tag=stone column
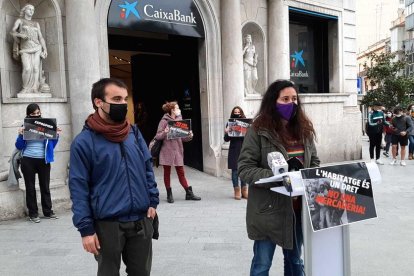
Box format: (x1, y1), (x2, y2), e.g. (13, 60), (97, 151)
(66, 1), (101, 136)
(268, 0), (290, 82)
(220, 0), (244, 118)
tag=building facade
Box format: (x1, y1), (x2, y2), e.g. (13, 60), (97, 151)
(0, 0), (360, 219)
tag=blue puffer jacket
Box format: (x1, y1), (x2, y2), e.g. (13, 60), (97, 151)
(69, 125), (159, 237)
(15, 134), (58, 163)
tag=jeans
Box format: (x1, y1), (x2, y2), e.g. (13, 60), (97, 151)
(409, 135), (414, 155)
(231, 169), (246, 188)
(368, 132), (382, 159)
(384, 133), (392, 153)
(250, 213), (303, 276)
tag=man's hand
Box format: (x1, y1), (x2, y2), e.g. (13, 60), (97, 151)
(401, 131), (407, 136)
(147, 207), (156, 219)
(82, 234), (100, 255)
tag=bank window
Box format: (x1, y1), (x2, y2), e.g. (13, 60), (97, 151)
(289, 8), (337, 93)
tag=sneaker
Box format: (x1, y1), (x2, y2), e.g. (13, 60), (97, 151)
(400, 161), (407, 166)
(29, 216), (40, 223)
(390, 159), (397, 165)
(44, 213), (59, 219)
(383, 152), (389, 157)
(375, 159), (384, 165)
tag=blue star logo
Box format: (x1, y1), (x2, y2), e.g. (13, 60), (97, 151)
(291, 50), (305, 68)
(119, 1), (140, 19)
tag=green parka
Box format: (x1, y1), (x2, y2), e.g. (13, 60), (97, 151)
(238, 127), (320, 249)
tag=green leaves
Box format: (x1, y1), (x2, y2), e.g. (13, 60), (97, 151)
(361, 52), (414, 109)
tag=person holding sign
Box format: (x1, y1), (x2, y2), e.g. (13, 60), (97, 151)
(238, 80), (320, 276)
(224, 106), (248, 200)
(155, 101), (201, 203)
(15, 103), (60, 223)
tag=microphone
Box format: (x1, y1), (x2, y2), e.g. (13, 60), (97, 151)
(267, 152), (288, 175)
(267, 152), (292, 192)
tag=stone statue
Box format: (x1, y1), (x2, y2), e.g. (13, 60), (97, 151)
(10, 4), (51, 96)
(243, 34), (258, 95)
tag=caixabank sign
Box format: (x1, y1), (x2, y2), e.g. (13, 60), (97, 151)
(108, 0), (205, 38)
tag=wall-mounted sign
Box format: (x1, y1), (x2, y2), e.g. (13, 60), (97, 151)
(357, 77), (363, 94)
(290, 49), (309, 79)
(108, 0), (205, 38)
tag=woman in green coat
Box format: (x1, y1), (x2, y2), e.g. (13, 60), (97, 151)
(238, 80), (320, 276)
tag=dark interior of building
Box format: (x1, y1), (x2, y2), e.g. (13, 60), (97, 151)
(108, 30), (203, 171)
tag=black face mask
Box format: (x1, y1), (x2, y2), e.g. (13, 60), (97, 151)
(231, 114), (241, 118)
(102, 101), (128, 122)
(28, 115), (41, 118)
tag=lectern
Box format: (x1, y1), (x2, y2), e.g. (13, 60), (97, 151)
(257, 162), (381, 276)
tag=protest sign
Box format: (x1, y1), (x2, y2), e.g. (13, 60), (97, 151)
(167, 119), (192, 140)
(23, 118), (57, 140)
(301, 162), (377, 232)
(227, 118), (252, 137)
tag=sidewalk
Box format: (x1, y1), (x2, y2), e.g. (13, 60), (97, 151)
(0, 138), (413, 276)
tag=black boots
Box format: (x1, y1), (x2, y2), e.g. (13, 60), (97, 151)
(185, 186), (201, 201)
(167, 186), (201, 202)
(166, 188), (174, 203)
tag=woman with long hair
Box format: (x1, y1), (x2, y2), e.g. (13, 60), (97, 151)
(224, 106), (248, 199)
(238, 80), (320, 275)
(15, 103), (60, 223)
(155, 101), (201, 203)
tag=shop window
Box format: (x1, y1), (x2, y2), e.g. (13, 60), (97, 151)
(289, 9), (337, 93)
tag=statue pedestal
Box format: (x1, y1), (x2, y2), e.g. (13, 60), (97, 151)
(17, 93), (52, 98)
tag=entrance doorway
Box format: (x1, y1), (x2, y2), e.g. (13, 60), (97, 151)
(108, 33), (203, 171)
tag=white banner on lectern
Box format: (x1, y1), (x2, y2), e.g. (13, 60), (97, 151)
(301, 162), (377, 232)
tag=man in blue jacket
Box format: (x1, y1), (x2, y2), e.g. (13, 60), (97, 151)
(69, 78), (159, 276)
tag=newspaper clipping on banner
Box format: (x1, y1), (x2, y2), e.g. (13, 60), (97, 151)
(23, 118), (57, 140)
(301, 162), (377, 232)
(227, 118), (252, 137)
(167, 119), (192, 140)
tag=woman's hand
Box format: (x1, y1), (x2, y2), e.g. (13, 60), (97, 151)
(164, 126), (169, 133)
(18, 127), (24, 135)
(57, 127), (62, 135)
(225, 127), (229, 133)
(41, 50), (48, 59)
(189, 131), (194, 138)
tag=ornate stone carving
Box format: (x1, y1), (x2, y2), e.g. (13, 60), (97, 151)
(243, 34), (259, 95)
(10, 4), (51, 97)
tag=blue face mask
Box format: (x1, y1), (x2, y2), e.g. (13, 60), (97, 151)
(276, 102), (297, 121)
